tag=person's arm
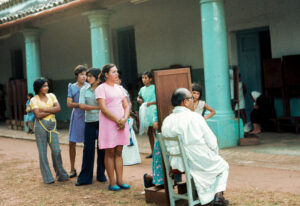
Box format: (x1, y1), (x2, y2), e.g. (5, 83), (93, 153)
(40, 102), (61, 114)
(97, 98), (119, 123)
(32, 108), (51, 119)
(137, 96), (144, 104)
(203, 103), (216, 120)
(67, 97), (79, 108)
(79, 104), (99, 111)
(146, 101), (156, 107)
(118, 97), (130, 129)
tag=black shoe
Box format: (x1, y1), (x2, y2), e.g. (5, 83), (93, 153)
(70, 170), (77, 178)
(46, 181), (55, 184)
(97, 176), (107, 182)
(75, 182), (89, 186)
(145, 154), (153, 159)
(143, 173), (154, 188)
(214, 196), (229, 206)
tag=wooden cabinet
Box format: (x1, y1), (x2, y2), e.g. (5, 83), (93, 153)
(153, 67), (192, 130)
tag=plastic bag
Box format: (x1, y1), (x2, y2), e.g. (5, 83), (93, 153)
(139, 102), (149, 135)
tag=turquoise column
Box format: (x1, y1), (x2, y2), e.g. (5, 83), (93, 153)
(22, 28), (42, 94)
(200, 0), (242, 148)
(83, 10), (111, 69)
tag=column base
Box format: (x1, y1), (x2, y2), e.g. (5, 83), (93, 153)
(206, 117), (244, 148)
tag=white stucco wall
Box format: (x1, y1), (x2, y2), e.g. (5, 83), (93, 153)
(110, 0), (203, 73)
(0, 0), (300, 83)
(226, 0), (300, 64)
(39, 15), (92, 80)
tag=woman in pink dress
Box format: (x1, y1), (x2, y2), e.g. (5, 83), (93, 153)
(95, 64), (130, 191)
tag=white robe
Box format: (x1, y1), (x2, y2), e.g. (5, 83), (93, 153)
(161, 106), (229, 205)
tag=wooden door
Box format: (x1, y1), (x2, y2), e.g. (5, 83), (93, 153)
(116, 27), (138, 91)
(153, 68), (192, 130)
(237, 30), (262, 121)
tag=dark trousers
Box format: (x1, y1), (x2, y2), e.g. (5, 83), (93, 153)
(77, 121), (105, 184)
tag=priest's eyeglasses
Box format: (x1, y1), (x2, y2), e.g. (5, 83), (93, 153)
(185, 96), (194, 100)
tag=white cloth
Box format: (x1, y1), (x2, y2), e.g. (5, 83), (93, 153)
(161, 106), (229, 205)
(138, 102), (148, 135)
(251, 91), (261, 102)
(122, 117), (141, 166)
(194, 100), (205, 115)
(235, 82), (246, 110)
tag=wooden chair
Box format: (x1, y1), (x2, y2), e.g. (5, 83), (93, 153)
(157, 133), (200, 206)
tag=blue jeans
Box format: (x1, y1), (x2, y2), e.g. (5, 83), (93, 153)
(77, 121), (105, 184)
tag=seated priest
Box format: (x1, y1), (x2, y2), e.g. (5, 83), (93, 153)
(161, 88), (229, 206)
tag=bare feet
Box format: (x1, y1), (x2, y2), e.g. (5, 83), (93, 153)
(250, 129), (261, 134)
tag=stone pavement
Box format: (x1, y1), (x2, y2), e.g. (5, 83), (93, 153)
(0, 123), (299, 171)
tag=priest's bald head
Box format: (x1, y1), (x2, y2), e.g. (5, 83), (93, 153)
(171, 88), (194, 110)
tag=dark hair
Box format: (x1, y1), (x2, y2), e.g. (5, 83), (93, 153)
(28, 93), (34, 99)
(142, 71), (152, 79)
(118, 70), (123, 81)
(171, 88), (188, 107)
(33, 77), (48, 95)
(74, 65), (88, 80)
(192, 83), (202, 99)
(99, 64), (116, 84)
(87, 68), (101, 80)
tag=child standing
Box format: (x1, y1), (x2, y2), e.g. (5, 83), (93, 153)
(234, 74), (247, 125)
(25, 93), (35, 134)
(137, 71), (157, 158)
(192, 83), (216, 120)
(67, 65), (88, 178)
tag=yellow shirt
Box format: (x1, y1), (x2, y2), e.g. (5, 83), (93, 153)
(29, 93), (58, 121)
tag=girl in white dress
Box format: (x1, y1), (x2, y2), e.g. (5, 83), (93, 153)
(192, 83), (216, 120)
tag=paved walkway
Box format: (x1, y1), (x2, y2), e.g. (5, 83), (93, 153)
(1, 123), (300, 171)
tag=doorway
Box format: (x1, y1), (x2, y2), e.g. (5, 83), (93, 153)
(236, 27), (272, 121)
(115, 26), (138, 92)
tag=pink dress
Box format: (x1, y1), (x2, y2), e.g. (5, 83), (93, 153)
(95, 83), (130, 149)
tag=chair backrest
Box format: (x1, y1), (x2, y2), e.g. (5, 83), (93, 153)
(157, 133), (193, 188)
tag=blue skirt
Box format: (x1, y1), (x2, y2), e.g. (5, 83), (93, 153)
(69, 108), (85, 143)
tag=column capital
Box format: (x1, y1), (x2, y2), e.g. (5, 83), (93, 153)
(22, 28), (41, 43)
(82, 10), (111, 28)
(200, 0), (223, 5)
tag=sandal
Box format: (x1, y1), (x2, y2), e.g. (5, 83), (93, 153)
(69, 170), (77, 178)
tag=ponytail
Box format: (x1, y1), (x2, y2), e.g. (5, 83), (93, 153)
(98, 64), (116, 85)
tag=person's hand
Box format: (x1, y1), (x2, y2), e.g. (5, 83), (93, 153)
(153, 121), (159, 130)
(39, 108), (45, 112)
(137, 97), (144, 104)
(146, 102), (151, 107)
(117, 118), (127, 130)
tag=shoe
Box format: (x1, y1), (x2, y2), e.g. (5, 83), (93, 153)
(143, 173), (154, 188)
(108, 185), (121, 191)
(46, 181), (54, 184)
(69, 170), (77, 178)
(214, 196), (229, 206)
(57, 178), (69, 182)
(97, 176), (107, 182)
(145, 154), (153, 159)
(75, 182), (90, 186)
(118, 183), (130, 189)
